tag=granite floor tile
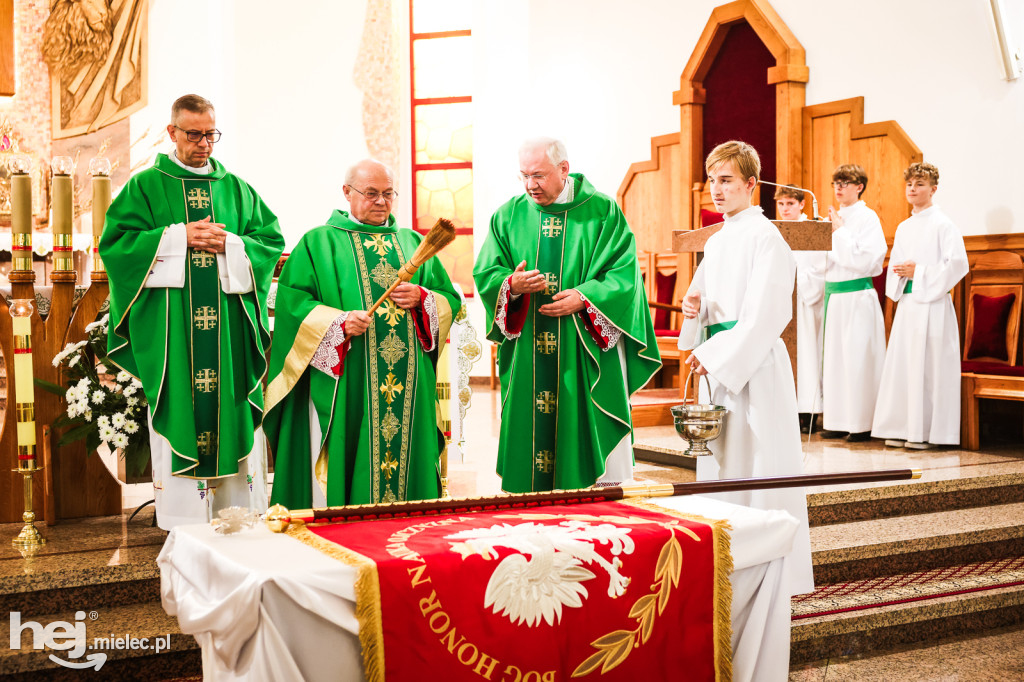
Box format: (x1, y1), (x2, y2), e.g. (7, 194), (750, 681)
(805, 623), (1024, 681)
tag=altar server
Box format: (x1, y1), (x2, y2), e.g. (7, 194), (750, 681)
(820, 164), (888, 441)
(266, 159), (461, 508)
(679, 140), (814, 597)
(872, 163), (968, 448)
(102, 94), (284, 529)
(776, 184), (825, 433)
(474, 137), (661, 493)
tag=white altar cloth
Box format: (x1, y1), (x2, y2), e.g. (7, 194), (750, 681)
(159, 495), (798, 682)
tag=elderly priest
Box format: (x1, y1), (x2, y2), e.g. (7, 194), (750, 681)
(266, 159), (461, 508)
(474, 137), (661, 493)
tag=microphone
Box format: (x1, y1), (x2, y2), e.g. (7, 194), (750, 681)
(758, 180), (822, 221)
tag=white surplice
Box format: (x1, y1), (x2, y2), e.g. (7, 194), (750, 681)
(822, 200), (887, 433)
(793, 213), (827, 413)
(871, 205), (968, 444)
(678, 205), (814, 598)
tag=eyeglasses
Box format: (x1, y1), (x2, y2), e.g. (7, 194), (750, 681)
(348, 186), (397, 202)
(831, 181), (859, 189)
(175, 126), (221, 143)
(519, 172), (548, 183)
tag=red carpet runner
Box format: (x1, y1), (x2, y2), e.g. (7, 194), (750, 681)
(289, 500), (733, 681)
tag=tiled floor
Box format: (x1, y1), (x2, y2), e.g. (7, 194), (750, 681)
(790, 623), (1024, 681)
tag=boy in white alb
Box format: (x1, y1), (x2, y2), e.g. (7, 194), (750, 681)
(776, 185), (825, 433)
(678, 141), (814, 602)
(872, 163), (968, 448)
(820, 164), (888, 442)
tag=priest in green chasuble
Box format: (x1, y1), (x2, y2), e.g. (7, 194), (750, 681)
(101, 95), (284, 530)
(474, 138), (661, 493)
(265, 159), (461, 508)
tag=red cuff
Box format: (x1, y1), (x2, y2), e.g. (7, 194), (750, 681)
(504, 292), (529, 335)
(578, 306), (612, 349)
(334, 322), (352, 376)
(411, 286), (433, 349)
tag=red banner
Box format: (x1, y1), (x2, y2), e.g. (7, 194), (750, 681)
(292, 500), (732, 682)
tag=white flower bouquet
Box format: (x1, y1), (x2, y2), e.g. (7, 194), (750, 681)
(38, 313), (151, 478)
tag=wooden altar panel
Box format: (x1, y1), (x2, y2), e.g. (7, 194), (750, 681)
(617, 133), (683, 254)
(0, 0), (13, 96)
(802, 97), (922, 244)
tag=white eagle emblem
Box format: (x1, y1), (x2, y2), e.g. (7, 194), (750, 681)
(446, 520), (636, 627)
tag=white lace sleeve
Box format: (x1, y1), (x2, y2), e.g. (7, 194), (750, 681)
(579, 293), (622, 350)
(310, 312), (349, 376)
(419, 290), (440, 352)
(496, 276), (522, 340)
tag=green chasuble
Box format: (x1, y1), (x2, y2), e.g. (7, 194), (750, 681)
(101, 153), (284, 479)
(473, 174), (661, 492)
(265, 210), (461, 508)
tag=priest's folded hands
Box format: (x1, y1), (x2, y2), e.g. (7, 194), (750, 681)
(185, 215), (228, 253)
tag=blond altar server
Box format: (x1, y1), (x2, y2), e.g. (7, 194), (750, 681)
(820, 164), (888, 441)
(679, 141), (814, 598)
(872, 163), (968, 448)
(775, 185), (825, 431)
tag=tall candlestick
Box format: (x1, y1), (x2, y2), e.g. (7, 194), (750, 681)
(10, 299), (36, 470)
(89, 157), (112, 273)
(10, 297), (45, 548)
(50, 156), (75, 271)
(8, 154), (33, 272)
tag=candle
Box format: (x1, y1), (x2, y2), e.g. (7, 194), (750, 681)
(10, 299), (37, 470)
(8, 154), (33, 271)
(89, 157), (112, 273)
(50, 156), (75, 271)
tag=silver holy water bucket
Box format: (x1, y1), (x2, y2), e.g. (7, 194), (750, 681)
(670, 368), (727, 457)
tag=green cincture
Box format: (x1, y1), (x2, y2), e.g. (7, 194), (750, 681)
(823, 276), (876, 329)
(903, 280), (913, 294)
(182, 178), (221, 478)
(703, 320), (737, 342)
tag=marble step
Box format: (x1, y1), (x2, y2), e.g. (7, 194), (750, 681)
(790, 579), (1024, 665)
(810, 501), (1024, 584)
(807, 472), (1024, 526)
(0, 543), (163, 617)
(0, 601), (200, 680)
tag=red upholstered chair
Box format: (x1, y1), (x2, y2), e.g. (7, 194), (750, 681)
(960, 251), (1024, 450)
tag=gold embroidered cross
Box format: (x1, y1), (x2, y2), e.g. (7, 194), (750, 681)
(186, 188), (211, 209)
(541, 216), (563, 238)
(543, 273), (559, 295)
(376, 299), (405, 327)
(380, 450), (398, 480)
(380, 372), (404, 405)
(191, 251), (215, 268)
(194, 305), (217, 331)
(534, 450), (555, 473)
(195, 369), (218, 393)
(197, 431), (214, 457)
(536, 390), (556, 414)
(536, 332), (557, 355)
(363, 234), (392, 256)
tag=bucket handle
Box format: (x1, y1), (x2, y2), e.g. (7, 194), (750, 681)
(682, 366), (713, 404)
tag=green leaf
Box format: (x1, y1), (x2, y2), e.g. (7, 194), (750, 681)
(35, 379), (68, 396)
(57, 422), (95, 446)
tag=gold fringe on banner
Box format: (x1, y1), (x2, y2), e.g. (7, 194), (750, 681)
(286, 523), (386, 682)
(622, 500), (734, 682)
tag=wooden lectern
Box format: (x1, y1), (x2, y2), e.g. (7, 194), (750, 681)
(672, 219), (834, 387)
(629, 219), (832, 428)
